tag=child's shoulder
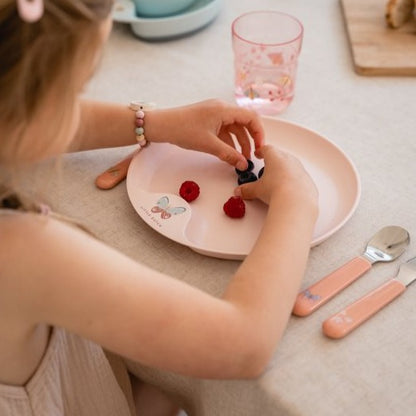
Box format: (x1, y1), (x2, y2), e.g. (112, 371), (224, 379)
(0, 209), (38, 242)
(0, 210), (88, 270)
(0, 210), (50, 263)
(0, 210), (97, 319)
(0, 209), (51, 239)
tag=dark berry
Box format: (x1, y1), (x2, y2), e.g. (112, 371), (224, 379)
(235, 159), (254, 175)
(223, 196), (246, 218)
(179, 181), (200, 202)
(237, 171), (257, 185)
(258, 166), (264, 178)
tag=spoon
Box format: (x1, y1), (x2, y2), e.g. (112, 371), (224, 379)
(292, 226), (410, 317)
(95, 152), (136, 190)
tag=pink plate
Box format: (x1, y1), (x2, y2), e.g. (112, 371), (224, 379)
(126, 117), (360, 260)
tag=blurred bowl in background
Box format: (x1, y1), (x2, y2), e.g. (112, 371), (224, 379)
(113, 0), (223, 41)
(133, 0), (196, 17)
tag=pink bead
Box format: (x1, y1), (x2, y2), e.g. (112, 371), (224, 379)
(135, 118), (144, 127)
(136, 110), (145, 119)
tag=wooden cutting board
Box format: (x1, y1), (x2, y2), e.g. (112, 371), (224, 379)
(340, 0), (416, 75)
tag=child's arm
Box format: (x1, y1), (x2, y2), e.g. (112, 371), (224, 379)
(71, 99), (264, 171)
(1, 147), (317, 379)
(71, 100), (134, 150)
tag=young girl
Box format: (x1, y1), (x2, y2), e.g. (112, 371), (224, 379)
(0, 1), (318, 415)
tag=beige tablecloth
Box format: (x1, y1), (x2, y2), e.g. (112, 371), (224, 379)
(34, 0), (416, 414)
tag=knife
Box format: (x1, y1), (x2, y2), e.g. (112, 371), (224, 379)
(322, 257), (416, 339)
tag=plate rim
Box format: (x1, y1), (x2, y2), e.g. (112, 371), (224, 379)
(260, 116), (361, 246)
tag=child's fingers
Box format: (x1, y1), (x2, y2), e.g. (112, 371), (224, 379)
(225, 124), (252, 160)
(256, 144), (273, 159)
(223, 107), (265, 151)
(205, 133), (248, 171)
(217, 130), (235, 149)
(234, 181), (258, 200)
(234, 145), (277, 200)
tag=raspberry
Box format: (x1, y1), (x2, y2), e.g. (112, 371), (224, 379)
(235, 159), (254, 175)
(237, 171), (257, 185)
(179, 181), (200, 202)
(223, 196), (246, 218)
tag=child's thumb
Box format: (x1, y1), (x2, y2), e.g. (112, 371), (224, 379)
(234, 182), (258, 200)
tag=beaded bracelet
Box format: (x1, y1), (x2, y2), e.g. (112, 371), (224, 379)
(129, 101), (156, 148)
(95, 101), (156, 190)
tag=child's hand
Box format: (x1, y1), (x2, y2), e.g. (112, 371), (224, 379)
(146, 100), (264, 172)
(235, 145), (319, 209)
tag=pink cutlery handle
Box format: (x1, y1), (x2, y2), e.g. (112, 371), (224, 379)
(322, 279), (406, 339)
(95, 156), (133, 190)
(292, 256), (372, 317)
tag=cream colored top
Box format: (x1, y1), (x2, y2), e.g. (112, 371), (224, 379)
(0, 327), (134, 416)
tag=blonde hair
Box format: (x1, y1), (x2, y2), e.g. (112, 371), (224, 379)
(0, 0), (113, 210)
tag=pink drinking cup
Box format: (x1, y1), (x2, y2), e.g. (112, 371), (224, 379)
(232, 11), (304, 115)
